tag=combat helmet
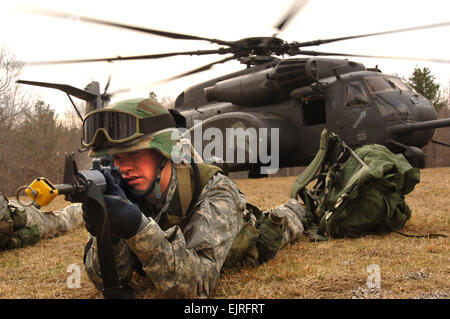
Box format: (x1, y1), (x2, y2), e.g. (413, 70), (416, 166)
(83, 97), (183, 159)
(82, 97), (184, 198)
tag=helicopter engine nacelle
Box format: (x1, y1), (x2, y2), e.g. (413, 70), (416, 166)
(204, 60), (318, 106)
(204, 58), (366, 106)
(204, 69), (282, 106)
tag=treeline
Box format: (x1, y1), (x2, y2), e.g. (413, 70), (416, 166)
(0, 100), (90, 196)
(422, 107), (450, 168)
(0, 48), (90, 196)
(409, 67), (450, 168)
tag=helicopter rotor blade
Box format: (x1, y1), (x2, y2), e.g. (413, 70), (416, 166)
(273, 0), (310, 33)
(23, 7), (233, 46)
(294, 50), (450, 64)
(153, 56), (236, 84)
(106, 56), (235, 97)
(123, 56), (236, 90)
(104, 74), (112, 94)
(100, 74), (113, 105)
(109, 56), (235, 96)
(293, 21), (450, 47)
(24, 49), (233, 66)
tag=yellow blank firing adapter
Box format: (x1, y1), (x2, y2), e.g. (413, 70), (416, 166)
(16, 178), (59, 209)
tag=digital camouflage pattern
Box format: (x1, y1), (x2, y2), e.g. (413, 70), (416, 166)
(84, 169), (306, 298)
(83, 97), (306, 298)
(18, 201), (84, 239)
(0, 192), (84, 250)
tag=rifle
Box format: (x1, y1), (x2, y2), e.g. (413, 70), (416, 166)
(16, 153), (109, 208)
(16, 153), (134, 299)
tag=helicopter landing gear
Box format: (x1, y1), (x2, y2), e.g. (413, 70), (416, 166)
(387, 139), (426, 169)
(401, 146), (426, 169)
(405, 154), (426, 169)
(248, 165), (268, 179)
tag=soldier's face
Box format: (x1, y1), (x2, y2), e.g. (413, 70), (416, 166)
(113, 149), (161, 191)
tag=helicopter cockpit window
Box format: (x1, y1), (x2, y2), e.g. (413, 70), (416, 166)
(387, 77), (415, 92)
(344, 81), (369, 107)
(364, 76), (411, 94)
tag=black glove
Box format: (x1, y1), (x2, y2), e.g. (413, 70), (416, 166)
(103, 194), (143, 240)
(102, 169), (143, 239)
(82, 169), (141, 240)
(102, 169), (127, 198)
(82, 199), (101, 238)
(82, 195), (142, 240)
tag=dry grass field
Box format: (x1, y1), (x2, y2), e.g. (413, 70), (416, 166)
(0, 167), (449, 299)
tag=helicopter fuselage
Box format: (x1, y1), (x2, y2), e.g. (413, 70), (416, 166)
(176, 58), (442, 172)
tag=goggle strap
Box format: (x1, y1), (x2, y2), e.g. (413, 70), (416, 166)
(139, 113), (177, 135)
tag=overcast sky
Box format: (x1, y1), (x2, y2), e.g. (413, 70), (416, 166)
(1, 0), (449, 115)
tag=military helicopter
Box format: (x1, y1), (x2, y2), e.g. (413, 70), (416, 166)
(16, 1), (450, 176)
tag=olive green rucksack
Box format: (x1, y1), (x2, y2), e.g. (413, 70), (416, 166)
(290, 129), (421, 241)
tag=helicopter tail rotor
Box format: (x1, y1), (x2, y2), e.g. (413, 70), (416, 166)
(100, 74), (113, 106)
(273, 0), (310, 35)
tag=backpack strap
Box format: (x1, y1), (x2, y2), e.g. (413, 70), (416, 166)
(185, 162), (202, 220)
(290, 129), (350, 227)
(174, 163), (193, 216)
(290, 129), (332, 200)
(173, 162), (222, 217)
(382, 197), (447, 239)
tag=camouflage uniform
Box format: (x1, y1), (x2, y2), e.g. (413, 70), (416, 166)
(0, 192), (84, 250)
(81, 98), (306, 298)
(84, 166), (305, 298)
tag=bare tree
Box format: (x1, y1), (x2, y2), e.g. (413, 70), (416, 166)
(0, 48), (35, 194)
(0, 48), (32, 143)
(59, 104), (92, 171)
(0, 48), (92, 195)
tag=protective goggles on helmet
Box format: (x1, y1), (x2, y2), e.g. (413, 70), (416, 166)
(82, 108), (176, 147)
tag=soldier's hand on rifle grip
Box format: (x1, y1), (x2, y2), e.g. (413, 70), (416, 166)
(102, 169), (127, 199)
(102, 195), (143, 240)
(82, 198), (103, 238)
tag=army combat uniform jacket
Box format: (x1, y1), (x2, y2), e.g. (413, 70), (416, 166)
(0, 192), (83, 250)
(84, 165), (306, 298)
